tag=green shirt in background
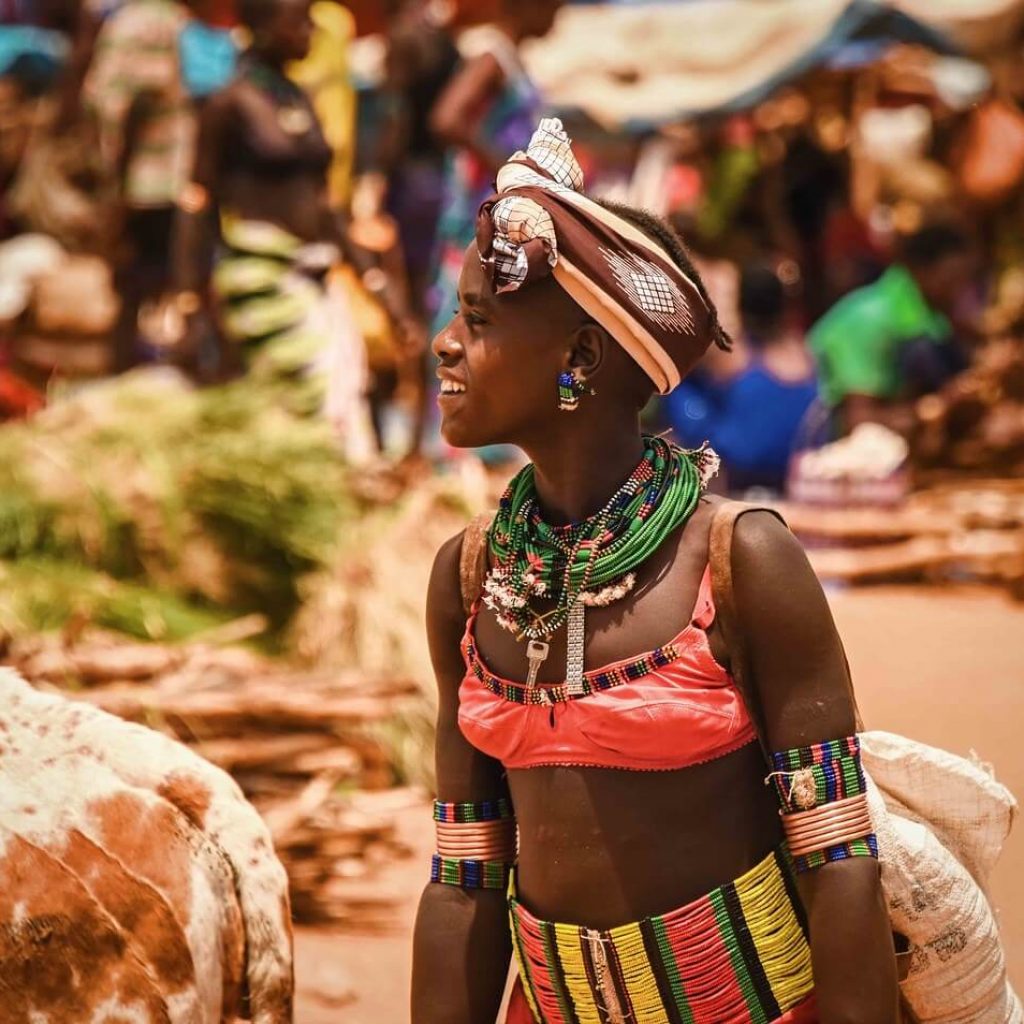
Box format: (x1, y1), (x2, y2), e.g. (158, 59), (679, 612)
(809, 265), (950, 407)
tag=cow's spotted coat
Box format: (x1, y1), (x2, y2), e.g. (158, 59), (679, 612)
(0, 668), (293, 1023)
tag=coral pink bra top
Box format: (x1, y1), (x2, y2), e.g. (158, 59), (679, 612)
(458, 566), (758, 771)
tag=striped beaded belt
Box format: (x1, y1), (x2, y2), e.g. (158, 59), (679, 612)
(508, 848), (815, 1024)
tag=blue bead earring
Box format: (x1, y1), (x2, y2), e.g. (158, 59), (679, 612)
(558, 369), (593, 411)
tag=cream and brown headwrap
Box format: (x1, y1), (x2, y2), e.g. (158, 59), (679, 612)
(476, 118), (712, 395)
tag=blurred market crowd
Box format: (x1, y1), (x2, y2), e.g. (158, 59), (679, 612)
(2, 0), (1024, 496)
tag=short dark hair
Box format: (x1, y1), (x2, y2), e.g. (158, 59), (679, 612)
(901, 222), (970, 270)
(739, 264), (784, 326)
(598, 200), (732, 354)
(238, 0), (277, 28)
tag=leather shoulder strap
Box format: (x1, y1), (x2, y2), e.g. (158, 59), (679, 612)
(709, 501), (787, 763)
(709, 500), (863, 763)
(459, 512), (494, 617)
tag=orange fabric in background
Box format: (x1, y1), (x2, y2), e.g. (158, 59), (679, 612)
(346, 0), (500, 35)
(0, 368), (44, 419)
(195, 0), (238, 27)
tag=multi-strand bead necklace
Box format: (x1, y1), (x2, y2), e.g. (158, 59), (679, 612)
(484, 436), (718, 692)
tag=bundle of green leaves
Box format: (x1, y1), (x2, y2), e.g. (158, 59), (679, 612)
(0, 369), (356, 639)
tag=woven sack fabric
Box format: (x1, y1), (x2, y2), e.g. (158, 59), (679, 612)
(863, 733), (1021, 1024)
(862, 730), (1017, 893)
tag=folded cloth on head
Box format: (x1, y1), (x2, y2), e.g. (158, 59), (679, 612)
(476, 118), (714, 394)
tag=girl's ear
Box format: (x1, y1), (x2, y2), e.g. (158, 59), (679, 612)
(565, 321), (611, 381)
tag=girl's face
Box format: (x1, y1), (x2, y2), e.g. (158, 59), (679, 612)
(431, 244), (582, 450)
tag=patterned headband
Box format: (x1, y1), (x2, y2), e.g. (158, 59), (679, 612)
(475, 118), (712, 395)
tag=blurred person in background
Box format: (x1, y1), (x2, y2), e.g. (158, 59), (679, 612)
(425, 0), (562, 460)
(1, 1), (96, 234)
(288, 0), (356, 212)
(376, 0), (459, 459)
(809, 221), (977, 437)
(427, 0), (561, 341)
(170, 0), (415, 444)
(0, 0), (92, 113)
(83, 0), (237, 371)
(84, 0), (205, 372)
(666, 262), (816, 493)
(379, 0), (458, 315)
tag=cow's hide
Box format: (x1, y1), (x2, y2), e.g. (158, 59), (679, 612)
(0, 668), (293, 1023)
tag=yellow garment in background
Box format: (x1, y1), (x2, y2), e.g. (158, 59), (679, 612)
(288, 2), (356, 209)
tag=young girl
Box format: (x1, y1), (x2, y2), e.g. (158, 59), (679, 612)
(411, 120), (899, 1024)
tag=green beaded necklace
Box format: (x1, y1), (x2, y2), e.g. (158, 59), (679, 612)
(484, 437), (717, 640)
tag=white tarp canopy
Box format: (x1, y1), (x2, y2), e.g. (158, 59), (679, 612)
(523, 0), (963, 130)
(894, 0), (1024, 53)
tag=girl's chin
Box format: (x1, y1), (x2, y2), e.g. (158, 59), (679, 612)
(440, 416), (503, 451)
(441, 425), (493, 449)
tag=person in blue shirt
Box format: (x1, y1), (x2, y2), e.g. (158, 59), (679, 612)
(665, 262), (817, 492)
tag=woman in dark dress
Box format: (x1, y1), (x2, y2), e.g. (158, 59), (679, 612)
(172, 0), (412, 429)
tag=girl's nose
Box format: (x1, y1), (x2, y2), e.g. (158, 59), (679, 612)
(431, 326), (463, 363)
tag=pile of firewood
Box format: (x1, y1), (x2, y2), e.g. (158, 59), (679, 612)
(5, 628), (423, 928)
(782, 479), (1024, 597)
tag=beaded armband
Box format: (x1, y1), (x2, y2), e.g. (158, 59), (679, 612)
(768, 736), (877, 873)
(430, 799), (516, 890)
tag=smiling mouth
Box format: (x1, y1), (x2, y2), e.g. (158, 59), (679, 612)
(439, 380), (467, 396)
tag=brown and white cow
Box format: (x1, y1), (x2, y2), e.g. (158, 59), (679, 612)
(0, 667), (294, 1023)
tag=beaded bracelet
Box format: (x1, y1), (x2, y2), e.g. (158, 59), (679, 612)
(430, 855), (512, 890)
(769, 735), (866, 811)
(433, 798), (513, 823)
(431, 799), (516, 889)
(768, 736), (877, 873)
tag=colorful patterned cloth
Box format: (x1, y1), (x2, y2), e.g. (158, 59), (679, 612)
(476, 118), (714, 395)
(508, 848), (816, 1024)
(212, 215), (367, 428)
(83, 0), (194, 208)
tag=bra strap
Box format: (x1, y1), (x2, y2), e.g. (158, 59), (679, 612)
(691, 565), (716, 630)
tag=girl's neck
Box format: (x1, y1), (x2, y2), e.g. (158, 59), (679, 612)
(523, 418), (646, 526)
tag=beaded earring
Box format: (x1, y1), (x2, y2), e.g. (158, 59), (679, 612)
(558, 369), (593, 411)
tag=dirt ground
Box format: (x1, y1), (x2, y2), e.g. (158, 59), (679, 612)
(294, 584), (1024, 1023)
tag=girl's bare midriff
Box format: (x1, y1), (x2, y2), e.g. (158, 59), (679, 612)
(510, 743), (782, 928)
